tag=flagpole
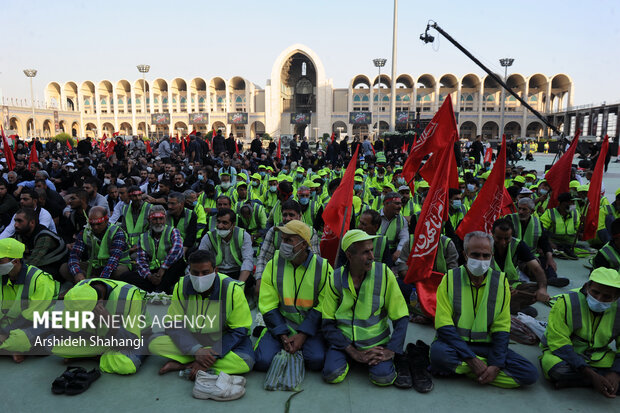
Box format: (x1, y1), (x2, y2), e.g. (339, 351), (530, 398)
(334, 204), (349, 268)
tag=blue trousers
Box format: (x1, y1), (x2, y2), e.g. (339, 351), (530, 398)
(430, 339), (538, 387)
(322, 346), (396, 386)
(254, 330), (325, 372)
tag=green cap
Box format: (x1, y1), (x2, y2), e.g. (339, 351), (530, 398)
(0, 238), (25, 259)
(569, 180), (580, 189)
(513, 175), (526, 183)
(589, 267), (620, 289)
(64, 284), (98, 313)
(341, 229), (379, 252)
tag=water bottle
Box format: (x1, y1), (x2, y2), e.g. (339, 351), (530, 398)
(179, 369), (192, 380)
(409, 287), (419, 313)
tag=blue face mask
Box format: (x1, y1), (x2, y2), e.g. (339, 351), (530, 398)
(296, 173), (304, 180)
(259, 171), (266, 178)
(466, 184), (475, 192)
(452, 200), (462, 209)
(198, 175), (204, 181)
(299, 197), (310, 205)
(586, 294), (612, 313)
(354, 184), (362, 191)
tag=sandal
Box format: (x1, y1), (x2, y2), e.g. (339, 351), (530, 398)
(65, 368), (101, 396)
(52, 366), (86, 395)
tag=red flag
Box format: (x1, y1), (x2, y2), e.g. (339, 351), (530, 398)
(502, 186), (517, 216)
(320, 146), (360, 265)
(101, 133), (107, 142)
(370, 142), (376, 155)
(235, 139), (239, 154)
(189, 129), (196, 136)
(113, 131), (120, 137)
(145, 140), (152, 154)
(105, 140), (116, 158)
(66, 139), (72, 151)
(456, 135), (507, 238)
(402, 98), (458, 186)
(331, 132), (335, 143)
(404, 138), (455, 317)
(401, 140), (407, 153)
(545, 131), (580, 209)
(1, 126), (15, 171)
(583, 135), (609, 240)
(418, 131), (459, 190)
(24, 141), (29, 149)
(28, 145), (39, 170)
(484, 147), (493, 163)
(276, 138), (281, 159)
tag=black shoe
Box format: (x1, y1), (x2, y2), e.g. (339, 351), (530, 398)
(407, 342), (434, 393)
(519, 306), (538, 318)
(393, 353), (413, 389)
(547, 277), (569, 288)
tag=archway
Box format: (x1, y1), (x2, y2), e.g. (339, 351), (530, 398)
(352, 124), (369, 140)
(459, 121), (477, 140)
(59, 120), (67, 134)
(482, 121), (499, 139)
(9, 117), (21, 136)
(212, 121), (226, 133)
(85, 122), (97, 138)
(332, 121), (348, 136)
(174, 121), (188, 136)
(372, 121), (389, 136)
(526, 121), (544, 138)
(250, 121), (265, 138)
(119, 122), (133, 136)
(71, 122), (80, 137)
(42, 120), (53, 137)
(504, 121), (521, 138)
(280, 52), (317, 113)
(102, 122), (115, 137)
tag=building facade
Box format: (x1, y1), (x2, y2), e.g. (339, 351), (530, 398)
(8, 44), (575, 142)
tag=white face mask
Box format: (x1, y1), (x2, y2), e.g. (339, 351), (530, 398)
(103, 178), (111, 185)
(280, 241), (303, 261)
(466, 258), (491, 277)
(190, 272), (216, 293)
(221, 182), (231, 190)
(586, 294), (612, 313)
(217, 228), (232, 238)
(0, 260), (15, 276)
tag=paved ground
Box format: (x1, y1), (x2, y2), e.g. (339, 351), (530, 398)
(2, 154), (619, 412)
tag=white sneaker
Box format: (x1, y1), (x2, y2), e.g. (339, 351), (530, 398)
(193, 371), (246, 401)
(196, 370), (247, 386)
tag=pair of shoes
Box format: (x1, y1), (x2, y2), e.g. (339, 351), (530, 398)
(393, 353), (412, 389)
(51, 366), (101, 395)
(547, 277), (570, 288)
(406, 341), (434, 393)
(193, 371), (246, 401)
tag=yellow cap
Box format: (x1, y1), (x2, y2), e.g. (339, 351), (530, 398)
(569, 180), (580, 189)
(577, 184), (589, 192)
(0, 238), (25, 259)
(589, 267), (620, 289)
(416, 180), (430, 189)
(276, 220), (311, 244)
(64, 283), (98, 313)
(341, 229), (379, 252)
(513, 175), (526, 183)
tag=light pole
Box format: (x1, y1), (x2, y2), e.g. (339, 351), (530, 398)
(137, 64), (150, 139)
(373, 58), (387, 141)
(499, 58), (514, 139)
(23, 69), (37, 139)
(389, 0), (398, 132)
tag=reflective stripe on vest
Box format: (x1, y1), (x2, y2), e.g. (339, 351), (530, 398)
(599, 243), (620, 270)
(490, 238), (519, 283)
(180, 274), (232, 336)
(122, 203), (151, 242)
(166, 208), (192, 240)
(32, 228), (67, 264)
(549, 209), (578, 236)
(451, 266), (503, 342)
(332, 263), (390, 349)
(82, 224), (130, 269)
(140, 226), (174, 270)
(373, 236), (386, 263)
(510, 213), (541, 256)
(274, 252), (324, 328)
(381, 214), (404, 250)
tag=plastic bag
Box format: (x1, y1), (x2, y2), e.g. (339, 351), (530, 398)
(264, 350), (305, 391)
(510, 315), (539, 345)
(516, 312), (547, 341)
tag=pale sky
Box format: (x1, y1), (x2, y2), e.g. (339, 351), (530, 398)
(2, 0), (619, 107)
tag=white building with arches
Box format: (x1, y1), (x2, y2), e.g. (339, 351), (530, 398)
(38, 44), (573, 141)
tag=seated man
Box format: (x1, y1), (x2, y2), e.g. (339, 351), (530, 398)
(117, 186), (152, 249)
(490, 218), (550, 315)
(592, 217), (620, 270)
(379, 192), (409, 269)
(0, 239), (58, 362)
(51, 278), (148, 375)
(0, 187), (56, 239)
(12, 207), (67, 281)
(166, 191), (198, 255)
(255, 220), (331, 372)
(121, 205), (185, 294)
(430, 231), (539, 388)
(321, 230), (428, 389)
(540, 192), (580, 259)
(149, 250), (255, 378)
(541, 267), (620, 397)
(60, 207), (131, 284)
(356, 210), (392, 266)
(199, 208), (253, 284)
(507, 197), (568, 287)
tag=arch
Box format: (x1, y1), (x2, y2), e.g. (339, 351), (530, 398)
(98, 80), (114, 113)
(85, 122), (98, 138)
(116, 79), (131, 113)
(250, 121), (265, 138)
(174, 121), (188, 134)
(504, 121), (522, 138)
(372, 121), (390, 134)
(526, 121), (544, 138)
(482, 74), (501, 112)
(439, 74), (458, 105)
(395, 74), (415, 89)
(190, 77), (207, 110)
(332, 121), (348, 134)
(459, 121), (477, 140)
(210, 77), (227, 112)
(63, 81), (79, 111)
(352, 124), (369, 140)
(102, 122), (115, 136)
(9, 117), (21, 135)
(46, 82), (61, 108)
(71, 121), (79, 137)
(170, 78), (188, 112)
(42, 119), (53, 137)
(59, 120), (67, 133)
(481, 121), (499, 139)
(416, 74), (436, 110)
(119, 122), (133, 135)
(81, 81), (96, 113)
(460, 73), (481, 89)
(152, 78), (169, 111)
(212, 121), (226, 132)
(229, 76), (246, 91)
(551, 74), (571, 111)
(372, 75), (391, 89)
(350, 74), (371, 89)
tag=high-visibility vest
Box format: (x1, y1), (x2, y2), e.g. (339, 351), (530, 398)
(139, 225), (175, 270)
(407, 234), (451, 273)
(545, 208), (579, 244)
(82, 224), (131, 272)
(0, 265), (59, 326)
(194, 203), (207, 240)
(509, 213), (542, 256)
(270, 251), (328, 329)
(331, 262), (391, 350)
(166, 208), (193, 241)
(401, 198), (420, 217)
(198, 192), (216, 211)
(598, 242), (620, 270)
(544, 291), (620, 369)
(207, 227), (245, 267)
(380, 212), (407, 251)
(449, 205), (467, 229)
(173, 273), (240, 340)
(490, 237), (520, 283)
(602, 204), (620, 232)
(446, 266), (508, 343)
(300, 199), (320, 227)
(235, 201), (265, 235)
(120, 202), (152, 245)
(373, 235), (387, 263)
